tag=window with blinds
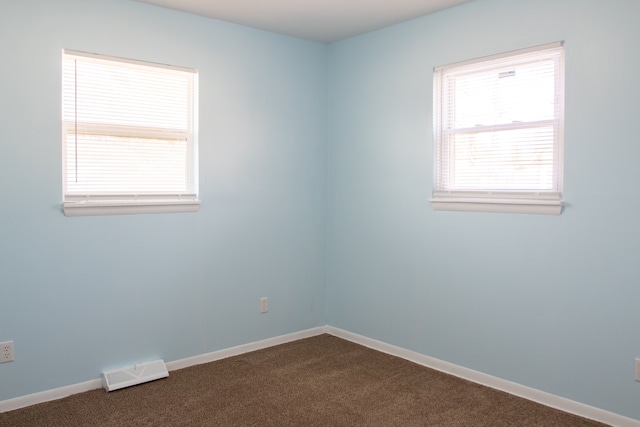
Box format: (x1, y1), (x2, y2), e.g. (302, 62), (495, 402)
(61, 50), (199, 216)
(431, 42), (565, 215)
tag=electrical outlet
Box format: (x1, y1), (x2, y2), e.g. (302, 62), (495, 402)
(635, 358), (640, 382)
(0, 341), (14, 363)
(259, 297), (268, 314)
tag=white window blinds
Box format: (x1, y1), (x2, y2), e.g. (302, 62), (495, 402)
(432, 42), (565, 215)
(61, 50), (199, 216)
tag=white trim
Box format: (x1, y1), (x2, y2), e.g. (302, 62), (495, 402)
(326, 326), (640, 427)
(63, 199), (201, 216)
(430, 198), (562, 215)
(430, 191), (563, 215)
(165, 327), (327, 371)
(0, 326), (326, 413)
(434, 41), (564, 72)
(63, 49), (196, 74)
(0, 379), (102, 413)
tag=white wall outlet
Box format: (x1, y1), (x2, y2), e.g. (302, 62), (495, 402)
(0, 341), (14, 363)
(259, 297), (268, 314)
(635, 358), (640, 382)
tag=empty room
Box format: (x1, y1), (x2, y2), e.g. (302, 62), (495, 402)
(1, 0), (640, 425)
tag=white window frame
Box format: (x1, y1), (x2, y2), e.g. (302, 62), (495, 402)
(431, 42), (565, 215)
(61, 50), (200, 217)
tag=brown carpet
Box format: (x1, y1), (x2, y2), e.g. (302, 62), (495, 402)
(0, 334), (608, 426)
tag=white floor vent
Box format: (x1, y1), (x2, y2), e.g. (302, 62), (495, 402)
(102, 359), (169, 392)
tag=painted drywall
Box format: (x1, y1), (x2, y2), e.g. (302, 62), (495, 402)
(326, 0), (640, 421)
(0, 0), (327, 400)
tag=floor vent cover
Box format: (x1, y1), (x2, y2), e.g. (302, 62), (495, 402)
(102, 359), (169, 392)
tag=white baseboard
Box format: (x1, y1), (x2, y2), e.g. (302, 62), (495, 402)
(0, 326), (327, 414)
(326, 326), (640, 427)
(165, 326), (327, 371)
(2, 325), (638, 427)
(0, 379), (103, 414)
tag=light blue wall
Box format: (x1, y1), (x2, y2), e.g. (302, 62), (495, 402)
(0, 0), (327, 400)
(327, 0), (640, 420)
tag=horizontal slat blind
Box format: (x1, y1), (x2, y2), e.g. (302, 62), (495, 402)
(434, 43), (564, 194)
(62, 51), (197, 196)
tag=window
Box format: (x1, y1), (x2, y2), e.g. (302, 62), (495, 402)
(431, 42), (565, 215)
(61, 50), (199, 216)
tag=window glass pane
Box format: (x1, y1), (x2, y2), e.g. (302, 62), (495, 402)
(451, 59), (556, 129)
(65, 134), (191, 194)
(62, 59), (191, 132)
(448, 126), (555, 191)
(62, 51), (197, 198)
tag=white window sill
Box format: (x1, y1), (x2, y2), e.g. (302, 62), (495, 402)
(430, 191), (563, 215)
(63, 196), (201, 217)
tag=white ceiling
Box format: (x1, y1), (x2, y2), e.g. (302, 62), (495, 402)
(133, 0), (473, 43)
